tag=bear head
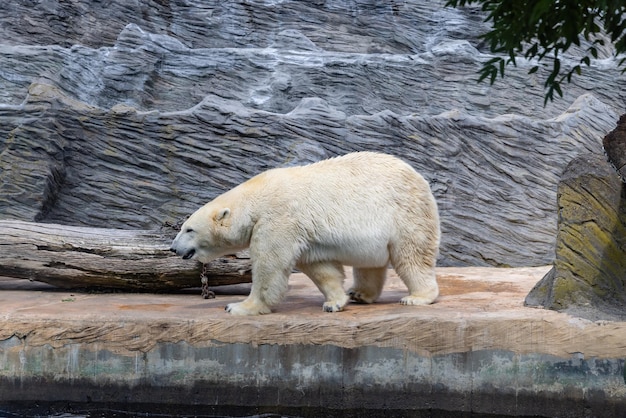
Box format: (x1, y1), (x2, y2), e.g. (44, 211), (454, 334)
(170, 204), (240, 264)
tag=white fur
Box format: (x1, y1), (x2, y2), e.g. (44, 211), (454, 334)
(170, 152), (440, 315)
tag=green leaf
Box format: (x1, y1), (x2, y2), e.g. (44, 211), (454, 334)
(446, 0), (626, 104)
(478, 63), (499, 85)
(530, 0), (552, 25)
(525, 43), (539, 59)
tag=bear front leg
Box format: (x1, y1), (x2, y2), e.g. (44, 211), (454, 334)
(297, 261), (349, 312)
(225, 249), (293, 316)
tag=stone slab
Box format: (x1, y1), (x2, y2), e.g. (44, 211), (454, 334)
(0, 266), (625, 416)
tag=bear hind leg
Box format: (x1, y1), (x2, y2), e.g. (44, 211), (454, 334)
(390, 245), (439, 305)
(395, 262), (439, 305)
(297, 261), (349, 313)
(348, 266), (387, 304)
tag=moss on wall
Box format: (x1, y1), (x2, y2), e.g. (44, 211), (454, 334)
(526, 153), (626, 321)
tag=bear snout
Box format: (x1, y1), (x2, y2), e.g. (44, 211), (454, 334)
(182, 249), (196, 260)
(169, 244), (195, 260)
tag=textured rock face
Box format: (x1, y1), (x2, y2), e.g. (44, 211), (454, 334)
(603, 114), (626, 182)
(0, 0), (624, 267)
(525, 153), (626, 321)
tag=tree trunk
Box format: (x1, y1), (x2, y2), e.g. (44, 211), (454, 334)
(0, 220), (251, 291)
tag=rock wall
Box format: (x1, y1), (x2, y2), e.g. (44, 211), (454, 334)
(1, 0), (624, 267)
(526, 154), (626, 321)
(604, 114), (626, 181)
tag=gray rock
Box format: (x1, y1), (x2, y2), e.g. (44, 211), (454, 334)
(525, 153), (626, 321)
(0, 0), (624, 268)
(603, 114), (626, 182)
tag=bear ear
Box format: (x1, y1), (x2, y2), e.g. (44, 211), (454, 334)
(215, 208), (230, 222)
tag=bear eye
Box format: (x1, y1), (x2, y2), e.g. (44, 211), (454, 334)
(185, 227), (194, 233)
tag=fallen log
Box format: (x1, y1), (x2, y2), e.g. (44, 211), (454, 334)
(0, 220), (251, 291)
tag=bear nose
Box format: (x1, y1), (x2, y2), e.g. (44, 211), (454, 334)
(169, 247), (177, 253)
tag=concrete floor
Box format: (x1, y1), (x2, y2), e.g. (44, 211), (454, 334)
(0, 266), (625, 417)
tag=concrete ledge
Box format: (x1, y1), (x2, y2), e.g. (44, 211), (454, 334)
(1, 267), (625, 416)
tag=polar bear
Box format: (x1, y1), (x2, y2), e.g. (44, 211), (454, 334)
(170, 152), (440, 315)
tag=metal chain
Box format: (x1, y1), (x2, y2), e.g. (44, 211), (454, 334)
(200, 263), (215, 299)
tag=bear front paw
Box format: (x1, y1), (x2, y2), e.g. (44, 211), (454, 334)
(225, 301), (271, 316)
(400, 294), (436, 305)
(322, 294), (349, 313)
(322, 302), (344, 313)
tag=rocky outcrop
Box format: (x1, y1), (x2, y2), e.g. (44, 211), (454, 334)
(525, 153), (626, 321)
(603, 114), (626, 182)
(1, 1), (624, 268)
